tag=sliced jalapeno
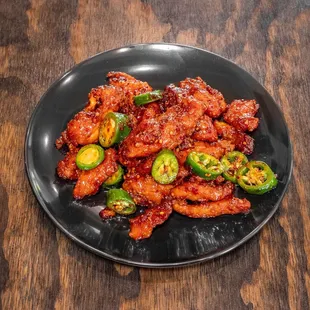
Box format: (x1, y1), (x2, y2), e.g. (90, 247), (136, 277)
(236, 161), (278, 195)
(102, 165), (124, 188)
(99, 112), (131, 148)
(106, 189), (136, 215)
(134, 90), (163, 106)
(151, 149), (179, 184)
(76, 144), (104, 170)
(221, 151), (248, 183)
(186, 152), (224, 180)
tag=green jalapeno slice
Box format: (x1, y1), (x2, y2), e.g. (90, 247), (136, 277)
(221, 151), (248, 183)
(134, 90), (163, 106)
(106, 189), (136, 215)
(102, 165), (124, 188)
(99, 112), (131, 148)
(76, 144), (104, 170)
(151, 149), (179, 184)
(236, 161), (278, 195)
(186, 152), (224, 180)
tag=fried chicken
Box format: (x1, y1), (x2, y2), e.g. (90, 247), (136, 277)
(99, 208), (116, 219)
(73, 149), (118, 199)
(120, 89), (205, 158)
(192, 115), (218, 142)
(56, 85), (123, 149)
(55, 72), (262, 240)
(171, 180), (234, 202)
(214, 121), (254, 155)
(223, 99), (259, 132)
(172, 197), (251, 218)
(129, 202), (173, 240)
(122, 174), (173, 207)
(179, 77), (227, 118)
(107, 71), (152, 115)
(57, 150), (80, 180)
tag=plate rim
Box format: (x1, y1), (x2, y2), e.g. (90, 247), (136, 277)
(24, 43), (293, 268)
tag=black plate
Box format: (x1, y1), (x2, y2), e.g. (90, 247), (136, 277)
(25, 43), (292, 268)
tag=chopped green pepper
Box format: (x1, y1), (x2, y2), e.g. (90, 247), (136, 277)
(106, 189), (136, 215)
(76, 144), (104, 170)
(151, 149), (179, 184)
(236, 161), (278, 195)
(102, 165), (124, 188)
(186, 152), (224, 180)
(99, 112), (131, 148)
(134, 90), (163, 106)
(221, 151), (248, 183)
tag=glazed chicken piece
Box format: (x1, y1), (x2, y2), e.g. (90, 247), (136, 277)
(64, 111), (100, 147)
(172, 197), (251, 218)
(192, 115), (218, 142)
(85, 85), (125, 114)
(179, 77), (227, 118)
(120, 87), (205, 158)
(214, 121), (254, 155)
(161, 83), (186, 110)
(57, 150), (80, 180)
(99, 208), (116, 219)
(73, 149), (118, 199)
(107, 71), (152, 115)
(171, 180), (235, 202)
(129, 202), (173, 240)
(223, 99), (259, 132)
(122, 174), (173, 207)
(56, 85), (124, 149)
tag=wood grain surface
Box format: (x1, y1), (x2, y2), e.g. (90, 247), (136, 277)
(0, 0), (309, 309)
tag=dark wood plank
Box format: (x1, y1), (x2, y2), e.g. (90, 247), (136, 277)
(0, 0), (309, 309)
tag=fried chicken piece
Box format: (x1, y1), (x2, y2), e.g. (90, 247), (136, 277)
(161, 84), (185, 110)
(129, 102), (162, 129)
(224, 99), (259, 132)
(212, 139), (235, 153)
(107, 71), (152, 115)
(179, 77), (227, 118)
(172, 197), (251, 218)
(120, 89), (205, 158)
(85, 85), (124, 114)
(99, 208), (116, 219)
(73, 149), (118, 199)
(171, 181), (234, 202)
(129, 202), (173, 240)
(192, 115), (218, 142)
(57, 150), (80, 180)
(56, 85), (123, 149)
(66, 111), (100, 147)
(214, 121), (254, 155)
(122, 174), (173, 207)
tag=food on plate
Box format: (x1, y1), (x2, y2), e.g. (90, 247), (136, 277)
(221, 151), (248, 183)
(151, 149), (179, 184)
(76, 144), (105, 170)
(134, 90), (163, 106)
(55, 72), (278, 240)
(102, 165), (124, 188)
(73, 148), (118, 199)
(106, 189), (136, 215)
(186, 152), (224, 180)
(99, 112), (131, 147)
(172, 197), (251, 218)
(236, 161), (278, 195)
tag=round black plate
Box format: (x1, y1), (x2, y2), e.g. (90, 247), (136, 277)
(25, 43), (292, 268)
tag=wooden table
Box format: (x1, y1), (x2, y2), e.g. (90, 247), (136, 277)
(1, 1), (309, 309)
